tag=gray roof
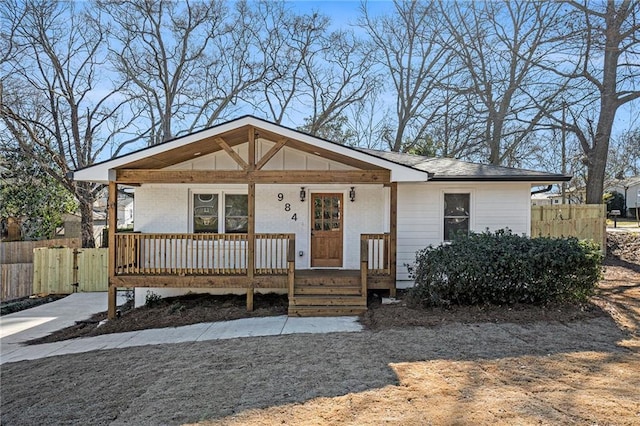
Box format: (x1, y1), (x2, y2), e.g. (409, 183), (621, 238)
(359, 149), (571, 182)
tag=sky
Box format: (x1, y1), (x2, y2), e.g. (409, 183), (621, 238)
(285, 0), (638, 141)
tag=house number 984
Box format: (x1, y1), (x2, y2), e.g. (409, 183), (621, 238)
(277, 193), (296, 220)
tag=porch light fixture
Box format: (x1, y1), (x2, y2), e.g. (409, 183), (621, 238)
(349, 187), (356, 202)
(300, 187), (306, 202)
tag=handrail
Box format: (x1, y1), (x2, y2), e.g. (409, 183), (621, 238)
(114, 233), (294, 276)
(360, 233), (391, 275)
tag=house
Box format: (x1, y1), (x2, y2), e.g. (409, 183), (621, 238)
(73, 116), (570, 318)
(92, 188), (135, 246)
(606, 176), (640, 218)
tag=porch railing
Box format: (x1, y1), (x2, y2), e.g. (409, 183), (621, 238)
(114, 233), (294, 276)
(360, 233), (391, 275)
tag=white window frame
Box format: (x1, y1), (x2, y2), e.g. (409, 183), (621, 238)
(190, 190), (248, 234)
(440, 189), (474, 241)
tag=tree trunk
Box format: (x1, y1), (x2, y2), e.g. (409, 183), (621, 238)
(584, 1), (622, 205)
(77, 183), (96, 248)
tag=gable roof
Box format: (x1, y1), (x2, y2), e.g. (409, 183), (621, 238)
(74, 115), (570, 184)
(359, 149), (571, 183)
(73, 116), (430, 183)
(607, 176), (640, 189)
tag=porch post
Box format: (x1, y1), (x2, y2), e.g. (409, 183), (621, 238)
(246, 128), (256, 311)
(389, 182), (398, 298)
(107, 179), (118, 319)
(360, 238), (368, 298)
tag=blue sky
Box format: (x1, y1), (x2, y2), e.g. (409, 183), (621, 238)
(284, 0), (638, 140)
(287, 0), (394, 27)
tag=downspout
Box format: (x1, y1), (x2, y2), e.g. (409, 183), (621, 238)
(531, 185), (553, 195)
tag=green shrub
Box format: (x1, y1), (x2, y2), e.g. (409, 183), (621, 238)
(406, 229), (602, 308)
(144, 290), (162, 307)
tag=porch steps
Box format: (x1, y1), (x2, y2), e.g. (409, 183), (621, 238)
(288, 305), (367, 317)
(289, 271), (367, 317)
(291, 295), (366, 307)
(295, 285), (361, 295)
(294, 275), (360, 286)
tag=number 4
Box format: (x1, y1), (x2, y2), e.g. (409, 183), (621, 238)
(291, 213), (297, 221)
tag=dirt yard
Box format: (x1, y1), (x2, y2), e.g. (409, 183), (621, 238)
(1, 233), (639, 425)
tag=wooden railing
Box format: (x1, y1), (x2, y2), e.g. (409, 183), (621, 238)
(255, 233), (295, 275)
(114, 233), (294, 276)
(360, 233), (391, 275)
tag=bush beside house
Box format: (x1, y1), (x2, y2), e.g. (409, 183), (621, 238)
(407, 230), (602, 307)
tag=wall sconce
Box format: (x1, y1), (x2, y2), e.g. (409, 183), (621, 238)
(300, 187), (306, 202)
(349, 187), (356, 202)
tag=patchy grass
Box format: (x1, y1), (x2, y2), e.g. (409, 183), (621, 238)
(0, 295), (67, 316)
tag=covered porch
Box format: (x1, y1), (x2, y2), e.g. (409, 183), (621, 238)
(103, 119), (407, 318)
(107, 232), (395, 317)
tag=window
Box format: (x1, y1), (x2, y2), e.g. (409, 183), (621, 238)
(224, 194), (248, 233)
(193, 193), (218, 233)
(192, 193), (248, 233)
(444, 193), (470, 240)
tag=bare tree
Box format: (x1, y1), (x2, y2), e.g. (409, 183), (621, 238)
(608, 128), (640, 179)
(360, 0), (453, 152)
(544, 0), (640, 204)
(296, 29), (379, 139)
(439, 0), (564, 166)
(346, 92), (387, 149)
(0, 0), (136, 247)
(252, 3), (328, 125)
(99, 0), (270, 146)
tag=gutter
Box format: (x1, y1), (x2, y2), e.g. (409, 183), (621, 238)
(530, 185), (553, 195)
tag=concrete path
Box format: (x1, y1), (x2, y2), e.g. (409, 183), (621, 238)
(0, 293), (362, 365)
(607, 225), (640, 233)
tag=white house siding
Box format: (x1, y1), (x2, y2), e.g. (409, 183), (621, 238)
(609, 181), (640, 216)
(396, 181), (532, 287)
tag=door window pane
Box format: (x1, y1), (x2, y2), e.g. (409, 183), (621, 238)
(194, 194), (218, 233)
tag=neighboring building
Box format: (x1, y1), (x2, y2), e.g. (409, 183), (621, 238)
(73, 116), (570, 317)
(607, 176), (640, 217)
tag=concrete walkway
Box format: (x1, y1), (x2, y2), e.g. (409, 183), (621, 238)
(0, 293), (362, 365)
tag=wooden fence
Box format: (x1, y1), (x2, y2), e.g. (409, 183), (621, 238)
(0, 238), (81, 301)
(531, 204), (607, 249)
(1, 263), (33, 301)
(33, 248), (108, 295)
(0, 238), (81, 264)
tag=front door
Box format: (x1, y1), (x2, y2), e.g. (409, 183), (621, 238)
(311, 193), (343, 267)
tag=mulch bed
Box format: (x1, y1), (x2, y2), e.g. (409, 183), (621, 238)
(361, 290), (606, 330)
(607, 231), (640, 264)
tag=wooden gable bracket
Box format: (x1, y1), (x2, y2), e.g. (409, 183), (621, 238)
(256, 137), (288, 170)
(215, 137), (249, 170)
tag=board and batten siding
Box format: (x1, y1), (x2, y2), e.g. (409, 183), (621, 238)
(396, 182), (532, 286)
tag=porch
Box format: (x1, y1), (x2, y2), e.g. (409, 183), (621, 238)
(107, 232), (395, 318)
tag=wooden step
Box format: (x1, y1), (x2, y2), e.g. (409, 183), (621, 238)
(291, 295), (367, 307)
(294, 276), (360, 286)
(295, 285), (362, 295)
(288, 306), (368, 317)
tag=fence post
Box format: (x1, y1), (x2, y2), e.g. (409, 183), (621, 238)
(72, 248), (79, 293)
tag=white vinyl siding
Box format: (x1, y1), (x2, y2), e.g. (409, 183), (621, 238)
(396, 182), (532, 284)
